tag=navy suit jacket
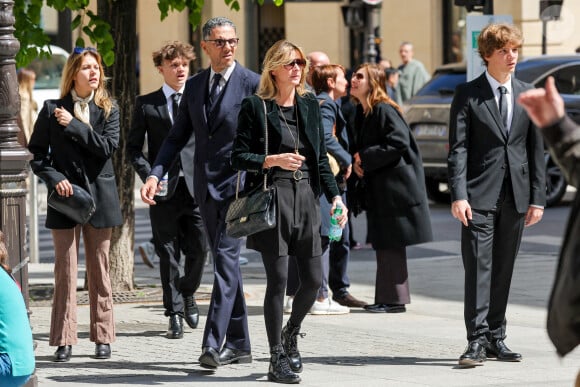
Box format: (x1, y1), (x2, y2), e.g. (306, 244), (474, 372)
(151, 62), (260, 205)
(448, 73), (546, 213)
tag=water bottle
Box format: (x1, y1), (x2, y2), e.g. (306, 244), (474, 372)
(328, 204), (343, 242)
(157, 173), (169, 197)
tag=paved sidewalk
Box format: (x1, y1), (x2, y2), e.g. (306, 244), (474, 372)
(28, 247), (580, 387)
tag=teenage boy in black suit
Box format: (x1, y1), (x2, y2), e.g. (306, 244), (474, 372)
(128, 41), (208, 339)
(448, 23), (545, 367)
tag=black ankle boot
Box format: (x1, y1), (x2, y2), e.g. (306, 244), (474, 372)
(281, 321), (305, 373)
(268, 344), (300, 384)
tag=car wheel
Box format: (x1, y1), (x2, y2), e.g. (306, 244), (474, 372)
(545, 154), (567, 207)
(425, 177), (451, 204)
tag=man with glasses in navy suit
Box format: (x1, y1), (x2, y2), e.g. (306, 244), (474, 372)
(141, 17), (260, 369)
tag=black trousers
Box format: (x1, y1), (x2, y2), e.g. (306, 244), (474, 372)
(150, 178), (208, 316)
(461, 179), (525, 343)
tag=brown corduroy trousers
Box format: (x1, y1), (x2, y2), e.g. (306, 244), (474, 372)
(49, 224), (115, 346)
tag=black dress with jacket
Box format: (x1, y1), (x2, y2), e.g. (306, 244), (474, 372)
(28, 95), (123, 229)
(353, 102), (432, 249)
(231, 93), (340, 255)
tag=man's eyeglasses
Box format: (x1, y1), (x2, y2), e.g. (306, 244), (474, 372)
(283, 59), (307, 70)
(73, 46), (98, 55)
(204, 38), (239, 48)
(353, 72), (365, 80)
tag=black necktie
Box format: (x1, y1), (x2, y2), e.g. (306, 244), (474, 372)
(207, 73), (222, 115)
(498, 86), (508, 132)
(172, 92), (182, 123)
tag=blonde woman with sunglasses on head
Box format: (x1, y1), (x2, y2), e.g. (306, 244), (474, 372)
(28, 46), (122, 362)
(232, 40), (346, 384)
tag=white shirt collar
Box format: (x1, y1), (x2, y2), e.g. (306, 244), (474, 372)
(209, 62), (236, 90)
(162, 83), (185, 101)
(485, 71), (512, 96)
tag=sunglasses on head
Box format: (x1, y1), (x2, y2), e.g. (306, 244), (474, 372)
(73, 46), (98, 55)
(283, 59), (307, 70)
(204, 38), (239, 48)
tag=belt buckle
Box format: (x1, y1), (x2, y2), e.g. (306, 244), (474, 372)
(292, 170), (303, 181)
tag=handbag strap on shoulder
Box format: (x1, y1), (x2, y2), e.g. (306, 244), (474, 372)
(235, 98), (269, 200)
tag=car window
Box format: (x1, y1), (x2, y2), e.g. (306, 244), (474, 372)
(28, 53), (67, 90)
(533, 64), (580, 95)
(414, 72), (466, 97)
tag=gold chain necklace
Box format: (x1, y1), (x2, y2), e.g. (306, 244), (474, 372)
(278, 104), (299, 155)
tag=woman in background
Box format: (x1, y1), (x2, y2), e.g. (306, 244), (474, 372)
(28, 47), (122, 362)
(349, 63), (432, 314)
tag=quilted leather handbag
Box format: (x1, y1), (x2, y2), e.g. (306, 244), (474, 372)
(226, 99), (277, 238)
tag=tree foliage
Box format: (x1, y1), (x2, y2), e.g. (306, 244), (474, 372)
(14, 0), (283, 68)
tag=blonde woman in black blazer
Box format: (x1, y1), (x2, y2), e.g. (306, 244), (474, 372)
(232, 40), (346, 384)
(28, 47), (122, 362)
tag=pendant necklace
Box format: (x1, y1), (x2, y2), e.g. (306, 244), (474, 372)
(279, 104), (299, 155)
(279, 104), (303, 180)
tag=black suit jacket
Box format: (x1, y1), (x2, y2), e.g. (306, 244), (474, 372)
(151, 62), (260, 205)
(28, 95), (123, 228)
(231, 93), (340, 200)
(544, 116), (580, 356)
(448, 73), (546, 213)
(127, 88), (195, 199)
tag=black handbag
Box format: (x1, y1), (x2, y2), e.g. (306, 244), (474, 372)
(226, 99), (277, 238)
(47, 182), (96, 225)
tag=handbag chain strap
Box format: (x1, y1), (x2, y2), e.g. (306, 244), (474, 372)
(235, 99), (269, 200)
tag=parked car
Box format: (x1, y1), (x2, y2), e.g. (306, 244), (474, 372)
(26, 45), (69, 109)
(404, 55), (580, 206)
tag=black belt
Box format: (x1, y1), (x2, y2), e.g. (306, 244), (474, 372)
(272, 170), (310, 181)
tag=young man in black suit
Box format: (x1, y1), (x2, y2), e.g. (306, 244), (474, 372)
(447, 23), (545, 367)
(141, 17), (260, 369)
(127, 41), (208, 339)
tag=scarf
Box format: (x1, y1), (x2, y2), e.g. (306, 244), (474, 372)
(71, 89), (94, 128)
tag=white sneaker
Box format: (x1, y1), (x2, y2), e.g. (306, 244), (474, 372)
(138, 241), (157, 269)
(284, 296), (294, 314)
(309, 298), (350, 315)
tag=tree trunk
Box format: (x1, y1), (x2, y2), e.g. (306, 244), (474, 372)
(98, 0), (137, 291)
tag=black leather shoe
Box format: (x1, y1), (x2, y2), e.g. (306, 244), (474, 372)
(95, 343), (111, 359)
(218, 347), (252, 365)
(385, 304), (406, 313)
(166, 314), (184, 339)
(364, 303), (387, 313)
(486, 340), (522, 362)
(183, 295), (199, 329)
(458, 341), (486, 367)
(53, 345), (72, 362)
(199, 347), (220, 369)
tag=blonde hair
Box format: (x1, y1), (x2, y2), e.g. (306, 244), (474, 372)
(256, 40), (309, 100)
(18, 68), (36, 97)
(60, 48), (114, 118)
(352, 63), (401, 115)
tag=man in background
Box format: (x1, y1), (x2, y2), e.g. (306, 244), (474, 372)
(397, 41), (430, 103)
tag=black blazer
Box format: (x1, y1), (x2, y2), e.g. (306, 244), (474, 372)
(231, 93), (340, 201)
(448, 73), (546, 213)
(544, 116), (580, 356)
(127, 88), (194, 199)
(28, 95), (123, 229)
(354, 102), (432, 248)
(151, 62), (260, 205)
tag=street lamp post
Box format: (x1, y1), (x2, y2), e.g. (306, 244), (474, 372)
(0, 1), (36, 385)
